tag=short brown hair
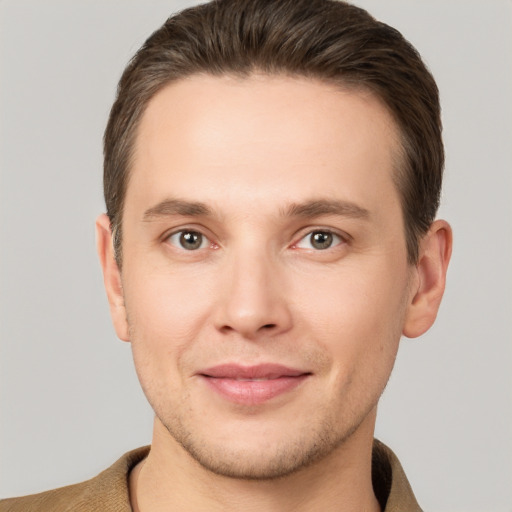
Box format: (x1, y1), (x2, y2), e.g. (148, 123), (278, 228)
(104, 0), (443, 265)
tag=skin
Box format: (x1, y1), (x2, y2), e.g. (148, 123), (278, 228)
(97, 74), (452, 512)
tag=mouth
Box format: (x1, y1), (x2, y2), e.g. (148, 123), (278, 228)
(198, 363), (312, 405)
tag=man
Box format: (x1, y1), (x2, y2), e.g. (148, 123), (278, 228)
(0, 0), (452, 510)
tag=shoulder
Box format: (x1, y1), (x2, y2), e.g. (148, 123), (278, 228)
(0, 446), (149, 512)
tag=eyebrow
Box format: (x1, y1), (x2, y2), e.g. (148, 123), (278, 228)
(282, 199), (370, 220)
(143, 199), (212, 220)
(142, 197), (369, 221)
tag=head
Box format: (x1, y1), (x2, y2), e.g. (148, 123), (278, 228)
(97, 0), (451, 481)
(104, 0), (443, 267)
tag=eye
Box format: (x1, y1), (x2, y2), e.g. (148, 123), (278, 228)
(167, 230), (210, 250)
(295, 230), (343, 250)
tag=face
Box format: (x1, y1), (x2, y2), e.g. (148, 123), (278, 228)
(110, 75), (418, 479)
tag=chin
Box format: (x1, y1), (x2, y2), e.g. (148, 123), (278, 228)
(178, 439), (334, 481)
(158, 407), (367, 481)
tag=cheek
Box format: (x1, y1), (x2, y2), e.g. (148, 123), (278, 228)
(296, 261), (409, 371)
(124, 261), (215, 332)
(121, 264), (218, 382)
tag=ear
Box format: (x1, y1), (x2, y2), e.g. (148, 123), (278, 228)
(96, 214), (130, 342)
(403, 219), (453, 338)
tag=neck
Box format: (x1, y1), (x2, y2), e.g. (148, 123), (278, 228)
(130, 413), (381, 512)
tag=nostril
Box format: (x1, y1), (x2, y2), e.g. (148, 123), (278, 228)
(261, 324), (277, 330)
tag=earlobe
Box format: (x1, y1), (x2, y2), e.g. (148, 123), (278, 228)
(95, 214), (130, 342)
(403, 219), (453, 338)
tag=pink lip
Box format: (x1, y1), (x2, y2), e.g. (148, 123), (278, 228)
(198, 364), (311, 405)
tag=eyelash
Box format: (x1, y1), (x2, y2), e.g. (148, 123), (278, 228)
(164, 227), (347, 252)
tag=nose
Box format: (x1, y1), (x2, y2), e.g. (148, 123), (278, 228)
(214, 250), (293, 340)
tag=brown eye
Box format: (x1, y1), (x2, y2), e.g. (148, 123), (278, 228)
(168, 230), (208, 250)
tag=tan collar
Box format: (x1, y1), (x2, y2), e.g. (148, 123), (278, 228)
(0, 441), (421, 511)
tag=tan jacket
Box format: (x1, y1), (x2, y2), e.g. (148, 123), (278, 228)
(0, 440), (422, 511)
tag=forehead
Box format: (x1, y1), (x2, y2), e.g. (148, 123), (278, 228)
(127, 74), (401, 215)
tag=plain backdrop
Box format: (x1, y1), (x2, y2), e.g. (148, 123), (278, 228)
(1, 1), (511, 511)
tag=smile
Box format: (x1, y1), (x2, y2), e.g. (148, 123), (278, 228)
(198, 364), (311, 405)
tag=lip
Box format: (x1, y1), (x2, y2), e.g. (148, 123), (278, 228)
(197, 363), (311, 405)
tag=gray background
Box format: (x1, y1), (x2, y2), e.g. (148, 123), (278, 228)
(1, 1), (511, 510)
